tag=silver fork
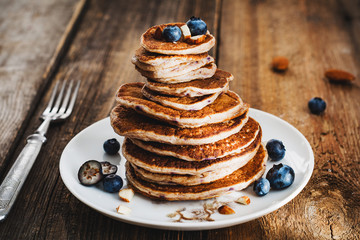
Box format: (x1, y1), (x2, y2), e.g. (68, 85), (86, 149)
(0, 80), (80, 221)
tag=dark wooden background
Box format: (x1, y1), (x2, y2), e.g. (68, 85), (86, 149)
(0, 0), (359, 239)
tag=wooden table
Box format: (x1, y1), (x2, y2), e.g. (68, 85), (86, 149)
(0, 0), (359, 239)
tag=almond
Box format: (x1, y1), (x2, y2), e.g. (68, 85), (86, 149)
(218, 205), (235, 215)
(180, 24), (191, 40)
(235, 196), (251, 205)
(154, 26), (165, 40)
(325, 69), (355, 83)
(119, 188), (134, 202)
(186, 34), (206, 44)
(271, 56), (289, 71)
(116, 205), (131, 215)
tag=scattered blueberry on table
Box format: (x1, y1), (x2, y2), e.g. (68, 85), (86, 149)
(162, 25), (182, 42)
(103, 174), (124, 193)
(78, 160), (103, 186)
(266, 164), (295, 190)
(186, 16), (207, 36)
(253, 178), (270, 196)
(308, 97), (326, 114)
(103, 138), (120, 155)
(266, 139), (286, 161)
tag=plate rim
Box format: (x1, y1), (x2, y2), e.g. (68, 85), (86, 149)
(59, 108), (314, 230)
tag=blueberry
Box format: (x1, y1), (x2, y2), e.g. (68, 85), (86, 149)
(162, 26), (182, 42)
(78, 160), (103, 186)
(253, 178), (270, 196)
(103, 174), (123, 193)
(100, 161), (118, 176)
(308, 97), (326, 114)
(103, 138), (120, 155)
(186, 16), (207, 36)
(266, 164), (295, 190)
(266, 139), (286, 161)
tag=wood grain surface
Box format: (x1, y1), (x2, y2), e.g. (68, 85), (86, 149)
(0, 0), (359, 239)
(0, 0), (86, 176)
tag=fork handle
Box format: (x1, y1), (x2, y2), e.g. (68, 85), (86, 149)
(0, 133), (46, 221)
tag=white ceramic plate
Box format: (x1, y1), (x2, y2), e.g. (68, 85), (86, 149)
(59, 108), (314, 230)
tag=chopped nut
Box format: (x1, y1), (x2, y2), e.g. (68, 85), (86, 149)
(116, 205), (131, 215)
(236, 196), (251, 205)
(167, 213), (177, 218)
(186, 34), (206, 44)
(271, 56), (289, 71)
(119, 188), (134, 202)
(325, 69), (355, 83)
(180, 24), (191, 40)
(218, 205), (235, 215)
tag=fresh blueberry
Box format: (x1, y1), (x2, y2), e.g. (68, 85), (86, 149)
(103, 174), (123, 193)
(103, 138), (120, 155)
(162, 25), (182, 42)
(186, 16), (207, 36)
(100, 161), (118, 176)
(253, 178), (270, 196)
(308, 97), (326, 114)
(266, 164), (295, 190)
(266, 139), (286, 161)
(78, 160), (103, 186)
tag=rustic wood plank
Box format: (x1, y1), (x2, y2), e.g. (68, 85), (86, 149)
(0, 0), (87, 238)
(1, 0), (359, 239)
(219, 0), (360, 239)
(0, 0), (86, 177)
(0, 0), (219, 239)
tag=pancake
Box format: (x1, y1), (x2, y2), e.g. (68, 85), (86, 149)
(130, 140), (258, 185)
(122, 135), (260, 176)
(110, 106), (249, 145)
(131, 117), (261, 161)
(133, 47), (208, 68)
(141, 23), (216, 55)
(145, 69), (233, 97)
(141, 85), (226, 111)
(134, 56), (214, 79)
(132, 53), (213, 72)
(125, 144), (268, 201)
(115, 82), (248, 128)
(150, 63), (217, 84)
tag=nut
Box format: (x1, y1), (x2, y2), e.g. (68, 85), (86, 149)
(271, 56), (289, 71)
(116, 205), (131, 215)
(119, 188), (134, 202)
(235, 196), (251, 205)
(180, 24), (191, 40)
(186, 34), (206, 44)
(154, 26), (165, 40)
(325, 69), (355, 83)
(218, 205), (235, 215)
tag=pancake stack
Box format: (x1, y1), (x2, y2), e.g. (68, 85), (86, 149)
(110, 22), (268, 201)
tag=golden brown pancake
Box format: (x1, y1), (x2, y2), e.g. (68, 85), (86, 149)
(133, 47), (208, 68)
(125, 144), (268, 201)
(134, 56), (214, 79)
(115, 82), (248, 128)
(110, 105), (249, 145)
(133, 53), (213, 72)
(130, 117), (261, 161)
(122, 134), (261, 176)
(147, 63), (217, 84)
(141, 86), (225, 111)
(144, 69), (233, 97)
(141, 23), (216, 55)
